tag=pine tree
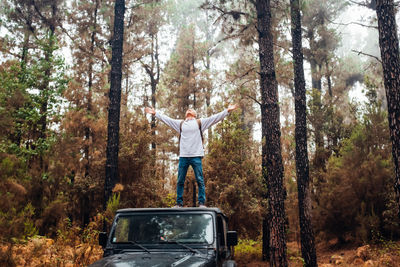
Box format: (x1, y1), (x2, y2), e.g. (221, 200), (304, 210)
(256, 0), (287, 265)
(302, 0), (346, 176)
(0, 0), (69, 235)
(63, 0), (111, 227)
(138, 1), (165, 152)
(375, 0), (400, 219)
(290, 0), (317, 266)
(105, 0), (125, 209)
(161, 25), (204, 117)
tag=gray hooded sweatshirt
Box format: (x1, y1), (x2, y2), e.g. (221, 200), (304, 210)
(155, 109), (229, 157)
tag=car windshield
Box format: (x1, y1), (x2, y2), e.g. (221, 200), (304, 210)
(111, 213), (214, 245)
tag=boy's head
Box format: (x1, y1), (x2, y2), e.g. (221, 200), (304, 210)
(185, 109), (197, 119)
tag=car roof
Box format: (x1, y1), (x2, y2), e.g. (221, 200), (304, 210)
(116, 207), (227, 219)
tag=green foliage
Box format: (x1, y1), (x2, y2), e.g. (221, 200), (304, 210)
(234, 239), (262, 265)
(56, 213), (103, 245)
(0, 36), (67, 161)
(163, 193), (177, 208)
(107, 193), (120, 213)
(289, 255), (305, 267)
(105, 193), (120, 224)
(56, 217), (82, 245)
(22, 203), (39, 239)
(204, 111), (264, 239)
(314, 89), (399, 243)
(0, 61), (29, 149)
(0, 20), (70, 240)
(81, 216), (102, 245)
(376, 240), (400, 256)
(0, 155), (26, 180)
(0, 202), (38, 242)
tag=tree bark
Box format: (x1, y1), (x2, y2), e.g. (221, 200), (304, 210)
(290, 0), (318, 266)
(205, 10), (213, 143)
(307, 29), (324, 174)
(84, 0), (99, 179)
(38, 24), (56, 171)
(262, 216), (270, 261)
(376, 0), (400, 219)
(105, 0), (125, 209)
(145, 32), (160, 152)
(80, 0), (100, 227)
(256, 0), (288, 266)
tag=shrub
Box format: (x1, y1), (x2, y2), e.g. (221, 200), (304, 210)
(314, 94), (400, 243)
(234, 239), (262, 265)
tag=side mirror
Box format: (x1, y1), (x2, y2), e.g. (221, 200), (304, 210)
(99, 232), (108, 248)
(227, 231), (238, 247)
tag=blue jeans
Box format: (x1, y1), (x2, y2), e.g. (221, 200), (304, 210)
(177, 157), (205, 205)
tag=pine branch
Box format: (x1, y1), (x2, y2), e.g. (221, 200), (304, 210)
(351, 49), (381, 63)
(241, 92), (261, 106)
(274, 41), (293, 56)
(31, 0), (51, 27)
(328, 19), (378, 29)
(0, 48), (22, 59)
(200, 3), (248, 20)
(140, 60), (152, 76)
(346, 0), (370, 8)
(126, 2), (148, 10)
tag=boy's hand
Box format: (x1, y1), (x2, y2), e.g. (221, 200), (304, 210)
(227, 104), (239, 113)
(145, 107), (156, 115)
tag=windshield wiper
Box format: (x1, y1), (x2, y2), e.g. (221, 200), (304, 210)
(125, 240), (151, 254)
(159, 240), (204, 255)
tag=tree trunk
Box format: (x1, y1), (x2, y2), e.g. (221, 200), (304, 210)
(20, 10), (32, 83)
(310, 60), (321, 92)
(105, 0), (125, 209)
(256, 0), (288, 266)
(13, 17), (32, 146)
(308, 32), (324, 173)
(376, 0), (400, 220)
(142, 32), (159, 154)
(38, 26), (55, 171)
(310, 61), (324, 170)
(80, 0), (100, 227)
(326, 61), (332, 98)
(84, 0), (99, 179)
(205, 11), (213, 143)
(150, 33), (160, 152)
(262, 216), (270, 261)
(290, 0), (318, 266)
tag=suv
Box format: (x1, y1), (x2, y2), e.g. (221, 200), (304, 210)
(89, 207), (238, 267)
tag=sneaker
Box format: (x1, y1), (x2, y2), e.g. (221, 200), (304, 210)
(173, 203), (183, 208)
(198, 203), (206, 208)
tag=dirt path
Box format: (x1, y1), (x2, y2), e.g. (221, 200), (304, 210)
(239, 241), (400, 267)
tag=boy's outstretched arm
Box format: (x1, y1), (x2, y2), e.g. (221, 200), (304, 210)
(145, 107), (181, 133)
(201, 103), (239, 131)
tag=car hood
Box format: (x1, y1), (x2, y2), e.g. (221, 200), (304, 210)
(88, 252), (213, 267)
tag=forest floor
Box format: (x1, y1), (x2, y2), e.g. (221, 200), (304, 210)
(1, 237), (400, 266)
(243, 240), (400, 267)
